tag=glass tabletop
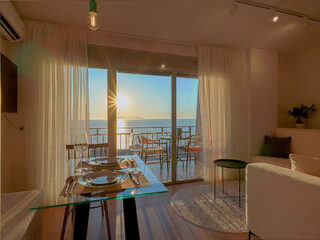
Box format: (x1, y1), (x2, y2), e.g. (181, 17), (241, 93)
(213, 159), (248, 169)
(29, 156), (168, 210)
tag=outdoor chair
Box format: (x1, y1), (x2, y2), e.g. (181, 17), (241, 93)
(139, 135), (168, 167)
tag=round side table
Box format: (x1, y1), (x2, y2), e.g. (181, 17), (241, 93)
(212, 159), (248, 207)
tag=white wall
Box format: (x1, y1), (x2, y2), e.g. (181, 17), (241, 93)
(88, 30), (197, 57)
(278, 46), (320, 129)
(250, 48), (278, 156)
(1, 41), (27, 193)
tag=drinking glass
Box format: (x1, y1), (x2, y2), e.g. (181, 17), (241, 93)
(129, 133), (142, 156)
(72, 130), (89, 174)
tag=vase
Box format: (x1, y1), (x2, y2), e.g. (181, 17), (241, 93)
(296, 123), (306, 129)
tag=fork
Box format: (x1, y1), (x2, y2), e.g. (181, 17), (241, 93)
(69, 180), (77, 194)
(64, 176), (73, 197)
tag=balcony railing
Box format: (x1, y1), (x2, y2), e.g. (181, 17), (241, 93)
(89, 125), (196, 156)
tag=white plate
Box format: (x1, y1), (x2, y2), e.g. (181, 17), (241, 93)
(78, 170), (127, 188)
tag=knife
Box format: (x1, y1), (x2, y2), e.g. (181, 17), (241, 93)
(128, 172), (140, 186)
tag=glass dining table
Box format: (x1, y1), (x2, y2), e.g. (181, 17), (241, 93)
(29, 155), (168, 240)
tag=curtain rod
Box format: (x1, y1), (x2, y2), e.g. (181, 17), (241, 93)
(235, 0), (320, 23)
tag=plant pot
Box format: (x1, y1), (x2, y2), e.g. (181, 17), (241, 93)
(296, 123), (306, 129)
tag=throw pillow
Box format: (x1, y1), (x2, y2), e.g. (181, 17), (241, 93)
(260, 135), (291, 158)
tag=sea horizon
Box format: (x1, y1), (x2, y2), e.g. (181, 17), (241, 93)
(90, 118), (196, 128)
(89, 118), (197, 146)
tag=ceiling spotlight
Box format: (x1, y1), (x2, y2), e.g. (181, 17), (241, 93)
(271, 9), (279, 23)
(161, 64), (166, 69)
(229, 0), (238, 16)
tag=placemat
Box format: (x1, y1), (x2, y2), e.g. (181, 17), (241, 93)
(60, 172), (150, 196)
(75, 157), (138, 171)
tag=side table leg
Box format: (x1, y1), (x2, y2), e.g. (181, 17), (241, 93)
(214, 164), (216, 200)
(222, 168), (224, 193)
(238, 169), (241, 208)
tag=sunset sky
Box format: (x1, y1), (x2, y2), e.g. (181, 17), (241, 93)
(89, 68), (198, 120)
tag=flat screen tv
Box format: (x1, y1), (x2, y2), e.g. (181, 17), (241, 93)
(1, 54), (17, 113)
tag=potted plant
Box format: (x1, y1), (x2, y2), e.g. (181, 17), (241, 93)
(288, 104), (317, 128)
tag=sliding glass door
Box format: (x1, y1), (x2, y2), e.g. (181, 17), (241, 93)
(88, 68), (202, 183)
(117, 72), (172, 182)
(176, 76), (202, 181)
(88, 68), (108, 144)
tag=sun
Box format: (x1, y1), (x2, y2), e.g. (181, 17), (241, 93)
(117, 94), (128, 111)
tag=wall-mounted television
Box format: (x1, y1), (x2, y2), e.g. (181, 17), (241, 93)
(1, 54), (17, 113)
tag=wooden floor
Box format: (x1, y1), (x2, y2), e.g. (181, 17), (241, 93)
(42, 182), (249, 240)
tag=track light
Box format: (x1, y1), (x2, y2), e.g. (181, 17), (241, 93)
(271, 9), (279, 23)
(272, 15), (279, 22)
(235, 0), (320, 24)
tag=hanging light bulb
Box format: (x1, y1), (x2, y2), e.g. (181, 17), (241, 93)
(88, 0), (99, 30)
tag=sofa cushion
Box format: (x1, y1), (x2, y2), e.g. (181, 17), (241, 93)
(290, 154), (320, 177)
(251, 155), (291, 169)
(1, 190), (43, 240)
(260, 135), (291, 158)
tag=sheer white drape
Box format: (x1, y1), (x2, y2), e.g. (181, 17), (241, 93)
(198, 46), (250, 181)
(19, 20), (89, 203)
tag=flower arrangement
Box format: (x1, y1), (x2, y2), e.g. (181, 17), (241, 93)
(287, 104), (317, 124)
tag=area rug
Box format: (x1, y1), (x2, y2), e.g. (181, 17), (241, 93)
(171, 183), (247, 233)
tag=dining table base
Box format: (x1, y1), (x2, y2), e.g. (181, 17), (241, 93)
(72, 198), (140, 240)
(73, 203), (90, 240)
(123, 197), (140, 240)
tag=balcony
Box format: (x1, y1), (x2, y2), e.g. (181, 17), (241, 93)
(89, 126), (202, 182)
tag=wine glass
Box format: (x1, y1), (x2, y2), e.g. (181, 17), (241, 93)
(72, 130), (89, 174)
(129, 133), (142, 156)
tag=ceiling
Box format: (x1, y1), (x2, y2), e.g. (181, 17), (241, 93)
(12, 0), (320, 53)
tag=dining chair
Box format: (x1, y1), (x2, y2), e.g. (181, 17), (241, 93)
(138, 135), (168, 167)
(66, 143), (109, 160)
(176, 129), (192, 166)
(62, 143), (111, 240)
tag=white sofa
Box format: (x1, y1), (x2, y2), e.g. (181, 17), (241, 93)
(246, 163), (320, 239)
(251, 128), (320, 169)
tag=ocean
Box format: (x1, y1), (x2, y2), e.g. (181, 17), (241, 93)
(90, 119), (196, 129)
(89, 119), (197, 148)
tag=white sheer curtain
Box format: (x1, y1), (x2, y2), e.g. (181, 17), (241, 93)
(19, 20), (89, 203)
(198, 46), (250, 181)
